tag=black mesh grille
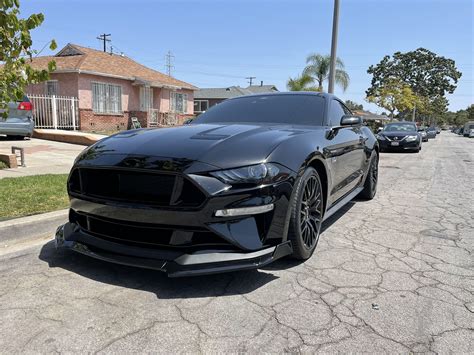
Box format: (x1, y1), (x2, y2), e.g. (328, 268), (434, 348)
(68, 168), (206, 208)
(70, 210), (232, 251)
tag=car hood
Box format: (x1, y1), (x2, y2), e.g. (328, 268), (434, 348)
(76, 123), (316, 171)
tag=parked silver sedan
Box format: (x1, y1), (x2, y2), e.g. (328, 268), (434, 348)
(0, 96), (35, 139)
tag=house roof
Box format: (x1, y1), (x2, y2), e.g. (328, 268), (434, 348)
(246, 85), (279, 94)
(194, 86), (253, 99)
(194, 84), (278, 99)
(27, 44), (196, 90)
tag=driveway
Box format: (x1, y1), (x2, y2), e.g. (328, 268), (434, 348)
(0, 137), (85, 179)
(0, 133), (473, 352)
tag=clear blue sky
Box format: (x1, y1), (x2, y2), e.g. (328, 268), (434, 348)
(23, 0), (473, 112)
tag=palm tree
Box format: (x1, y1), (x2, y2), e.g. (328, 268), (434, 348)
(286, 74), (320, 91)
(303, 54), (349, 92)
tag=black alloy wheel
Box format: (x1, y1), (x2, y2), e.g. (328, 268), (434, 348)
(288, 167), (324, 260)
(360, 152), (378, 200)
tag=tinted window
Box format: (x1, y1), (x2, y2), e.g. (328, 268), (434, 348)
(383, 123), (417, 132)
(328, 100), (346, 126)
(194, 94), (325, 126)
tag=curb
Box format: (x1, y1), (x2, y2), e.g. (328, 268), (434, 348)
(0, 209), (68, 246)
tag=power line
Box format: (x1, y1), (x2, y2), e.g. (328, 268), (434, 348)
(165, 50), (175, 77)
(96, 33), (111, 52)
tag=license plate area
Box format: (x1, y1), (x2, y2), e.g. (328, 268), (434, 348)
(391, 141), (400, 146)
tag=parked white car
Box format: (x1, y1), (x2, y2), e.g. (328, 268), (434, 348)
(469, 128), (474, 138)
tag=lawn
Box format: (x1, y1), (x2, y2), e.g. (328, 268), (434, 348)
(0, 174), (69, 221)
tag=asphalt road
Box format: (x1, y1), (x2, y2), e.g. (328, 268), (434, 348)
(0, 132), (473, 353)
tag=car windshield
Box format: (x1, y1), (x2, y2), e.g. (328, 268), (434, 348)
(193, 94), (325, 126)
(383, 123), (417, 132)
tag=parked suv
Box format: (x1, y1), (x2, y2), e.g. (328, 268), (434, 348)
(0, 96), (35, 139)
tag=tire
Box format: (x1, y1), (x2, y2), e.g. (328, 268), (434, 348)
(287, 167), (324, 260)
(359, 152), (378, 200)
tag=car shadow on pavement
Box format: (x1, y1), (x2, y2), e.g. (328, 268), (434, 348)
(38, 201), (355, 298)
(38, 240), (278, 299)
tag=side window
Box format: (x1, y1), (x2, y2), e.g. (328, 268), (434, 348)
(328, 100), (346, 126)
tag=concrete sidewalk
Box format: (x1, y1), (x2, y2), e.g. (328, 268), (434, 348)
(0, 136), (86, 179)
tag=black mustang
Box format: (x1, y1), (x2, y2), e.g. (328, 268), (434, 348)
(56, 92), (379, 277)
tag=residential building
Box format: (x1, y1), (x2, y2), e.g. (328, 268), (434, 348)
(194, 83), (278, 114)
(27, 43), (196, 131)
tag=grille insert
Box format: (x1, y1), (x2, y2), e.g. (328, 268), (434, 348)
(68, 168), (206, 208)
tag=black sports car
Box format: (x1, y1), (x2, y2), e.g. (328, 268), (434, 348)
(376, 122), (422, 152)
(55, 92), (379, 277)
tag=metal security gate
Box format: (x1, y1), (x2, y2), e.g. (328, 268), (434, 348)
(28, 94), (79, 130)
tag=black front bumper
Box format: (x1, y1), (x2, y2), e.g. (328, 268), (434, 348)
(55, 222), (292, 277)
(378, 139), (420, 151)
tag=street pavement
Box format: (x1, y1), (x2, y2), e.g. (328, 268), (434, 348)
(0, 132), (472, 353)
(0, 136), (84, 179)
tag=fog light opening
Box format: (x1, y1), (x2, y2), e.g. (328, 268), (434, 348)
(215, 204), (274, 217)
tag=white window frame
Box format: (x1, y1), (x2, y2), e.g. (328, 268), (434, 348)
(92, 82), (122, 114)
(45, 80), (59, 96)
(170, 92), (188, 114)
(140, 86), (153, 111)
(194, 100), (209, 113)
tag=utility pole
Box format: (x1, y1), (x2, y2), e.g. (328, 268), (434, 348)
(246, 76), (256, 86)
(96, 33), (111, 52)
(328, 0), (340, 94)
(165, 51), (175, 77)
(412, 105), (416, 122)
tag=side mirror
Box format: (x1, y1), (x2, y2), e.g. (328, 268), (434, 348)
(377, 127), (383, 133)
(340, 115), (362, 126)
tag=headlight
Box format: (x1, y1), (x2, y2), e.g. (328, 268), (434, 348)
(375, 134), (385, 140)
(211, 163), (282, 185)
(406, 135), (418, 142)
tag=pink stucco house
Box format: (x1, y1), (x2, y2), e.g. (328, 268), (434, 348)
(27, 43), (196, 131)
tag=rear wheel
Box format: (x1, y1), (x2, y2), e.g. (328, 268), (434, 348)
(359, 152), (378, 200)
(288, 167), (324, 260)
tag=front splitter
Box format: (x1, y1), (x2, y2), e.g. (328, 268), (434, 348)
(55, 224), (292, 277)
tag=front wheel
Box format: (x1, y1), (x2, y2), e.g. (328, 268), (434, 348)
(359, 152), (378, 200)
(288, 167), (324, 260)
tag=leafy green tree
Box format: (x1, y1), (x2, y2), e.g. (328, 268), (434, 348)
(344, 100), (363, 111)
(366, 79), (421, 118)
(286, 74), (319, 91)
(303, 54), (349, 92)
(0, 0), (56, 115)
(366, 48), (461, 101)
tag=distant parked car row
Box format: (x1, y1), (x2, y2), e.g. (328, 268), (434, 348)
(451, 121), (474, 138)
(0, 96), (35, 139)
(452, 121), (474, 138)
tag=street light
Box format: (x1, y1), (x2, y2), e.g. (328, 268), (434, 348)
(328, 0), (340, 94)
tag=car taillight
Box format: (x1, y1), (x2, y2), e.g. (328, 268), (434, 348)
(18, 102), (33, 110)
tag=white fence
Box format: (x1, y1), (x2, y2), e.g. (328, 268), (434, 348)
(28, 94), (79, 130)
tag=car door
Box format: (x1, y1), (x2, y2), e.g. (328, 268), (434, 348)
(324, 99), (365, 205)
